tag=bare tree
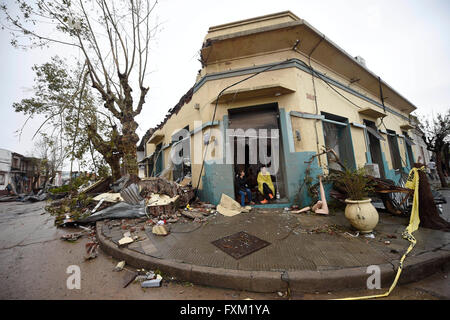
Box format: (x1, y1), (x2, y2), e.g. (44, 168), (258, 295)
(2, 0), (159, 178)
(33, 135), (66, 187)
(420, 108), (450, 188)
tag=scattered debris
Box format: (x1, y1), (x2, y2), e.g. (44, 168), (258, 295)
(384, 240), (391, 245)
(114, 261), (126, 272)
(344, 231), (360, 238)
(60, 232), (84, 242)
(306, 224), (347, 235)
(181, 210), (204, 219)
(123, 271), (138, 288)
(364, 233), (375, 239)
(216, 194), (251, 217)
(314, 176), (329, 215)
(91, 199), (105, 214)
(93, 193), (123, 203)
(118, 236), (134, 246)
(141, 275), (162, 288)
(152, 225), (169, 236)
(84, 241), (99, 260)
(291, 206), (311, 214)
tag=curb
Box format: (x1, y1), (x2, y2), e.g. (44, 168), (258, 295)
(96, 221), (450, 293)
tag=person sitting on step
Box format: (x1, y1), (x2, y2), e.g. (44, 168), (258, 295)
(235, 169), (255, 207)
(257, 166), (275, 204)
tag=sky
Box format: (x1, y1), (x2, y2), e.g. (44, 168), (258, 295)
(0, 0), (449, 159)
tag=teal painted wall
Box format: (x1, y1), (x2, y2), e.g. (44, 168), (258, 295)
(198, 108), (324, 206)
(199, 116), (235, 205)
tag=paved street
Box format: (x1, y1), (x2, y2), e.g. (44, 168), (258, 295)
(0, 196), (449, 300)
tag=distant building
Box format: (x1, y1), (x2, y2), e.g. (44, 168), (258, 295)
(0, 148), (44, 195)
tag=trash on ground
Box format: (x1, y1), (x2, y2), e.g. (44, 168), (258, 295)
(141, 278), (161, 288)
(91, 199), (105, 214)
(314, 176), (329, 215)
(123, 271), (138, 288)
(60, 232), (84, 242)
(79, 202), (147, 223)
(364, 233), (375, 239)
(344, 231), (360, 238)
(114, 261), (126, 272)
(291, 206), (311, 214)
(84, 242), (99, 260)
(118, 236), (134, 246)
(216, 194), (251, 217)
(181, 210), (204, 219)
(93, 193), (123, 203)
(152, 225), (169, 236)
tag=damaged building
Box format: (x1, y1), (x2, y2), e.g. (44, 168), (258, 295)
(140, 11), (426, 207)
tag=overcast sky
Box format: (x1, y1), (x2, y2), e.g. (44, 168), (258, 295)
(1, 0), (449, 157)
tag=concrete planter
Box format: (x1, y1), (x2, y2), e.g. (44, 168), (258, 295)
(344, 198), (379, 233)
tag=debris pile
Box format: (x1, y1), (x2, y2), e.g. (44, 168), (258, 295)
(45, 174), (199, 227)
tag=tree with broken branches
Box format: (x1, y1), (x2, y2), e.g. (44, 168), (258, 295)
(419, 108), (450, 188)
(13, 56), (120, 179)
(2, 0), (159, 178)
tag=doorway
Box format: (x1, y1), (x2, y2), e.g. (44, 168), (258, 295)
(228, 103), (288, 203)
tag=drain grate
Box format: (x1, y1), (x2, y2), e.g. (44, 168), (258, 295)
(211, 231), (271, 259)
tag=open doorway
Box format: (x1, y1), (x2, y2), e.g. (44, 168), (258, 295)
(228, 103), (288, 204)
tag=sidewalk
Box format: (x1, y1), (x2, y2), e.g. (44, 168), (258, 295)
(97, 204), (450, 294)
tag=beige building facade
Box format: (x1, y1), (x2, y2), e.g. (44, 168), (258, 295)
(142, 11), (421, 206)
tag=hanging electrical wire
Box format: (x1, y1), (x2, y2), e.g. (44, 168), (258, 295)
(192, 56), (298, 199)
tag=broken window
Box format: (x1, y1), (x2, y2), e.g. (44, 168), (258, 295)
(387, 129), (402, 170)
(322, 112), (356, 170)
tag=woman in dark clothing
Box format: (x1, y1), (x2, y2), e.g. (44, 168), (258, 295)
(236, 170), (255, 207)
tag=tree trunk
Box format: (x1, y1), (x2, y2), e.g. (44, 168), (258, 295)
(105, 154), (122, 181)
(414, 163), (450, 231)
(435, 152), (448, 188)
(120, 116), (139, 177)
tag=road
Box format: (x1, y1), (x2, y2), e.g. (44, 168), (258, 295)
(0, 199), (448, 300)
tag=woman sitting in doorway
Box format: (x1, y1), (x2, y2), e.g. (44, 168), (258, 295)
(235, 169), (255, 207)
(257, 166), (275, 204)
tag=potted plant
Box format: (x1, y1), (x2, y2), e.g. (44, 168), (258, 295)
(336, 167), (379, 233)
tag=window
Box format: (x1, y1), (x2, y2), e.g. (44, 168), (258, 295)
(0, 174), (5, 185)
(387, 129), (402, 170)
(321, 112), (356, 170)
(402, 131), (415, 167)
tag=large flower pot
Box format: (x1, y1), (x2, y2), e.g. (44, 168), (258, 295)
(344, 198), (379, 233)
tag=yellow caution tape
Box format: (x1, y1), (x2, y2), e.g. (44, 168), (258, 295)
(337, 167), (423, 300)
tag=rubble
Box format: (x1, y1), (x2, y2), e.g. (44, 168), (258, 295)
(60, 232), (84, 242)
(118, 236), (134, 246)
(84, 241), (99, 260)
(93, 193), (123, 203)
(216, 193), (252, 217)
(152, 225), (169, 236)
(114, 261), (126, 272)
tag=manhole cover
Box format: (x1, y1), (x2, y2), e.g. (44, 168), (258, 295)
(211, 231), (271, 259)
